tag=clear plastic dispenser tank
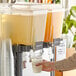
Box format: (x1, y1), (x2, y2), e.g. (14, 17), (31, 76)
(1, 3), (47, 46)
(0, 3), (48, 76)
(0, 2), (66, 76)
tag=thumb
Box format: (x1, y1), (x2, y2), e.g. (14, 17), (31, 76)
(36, 62), (43, 66)
(36, 60), (47, 66)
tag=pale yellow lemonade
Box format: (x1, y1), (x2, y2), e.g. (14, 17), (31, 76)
(2, 15), (33, 45)
(1, 14), (46, 45)
(33, 14), (47, 42)
(52, 12), (64, 38)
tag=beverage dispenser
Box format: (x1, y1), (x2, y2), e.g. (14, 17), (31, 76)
(0, 2), (66, 76)
(0, 3), (48, 76)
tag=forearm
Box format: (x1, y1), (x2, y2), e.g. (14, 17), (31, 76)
(53, 53), (76, 71)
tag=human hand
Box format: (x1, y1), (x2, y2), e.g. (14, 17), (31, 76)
(36, 60), (55, 72)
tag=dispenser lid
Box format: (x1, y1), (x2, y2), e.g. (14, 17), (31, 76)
(10, 3), (48, 15)
(11, 2), (64, 10)
(10, 2), (66, 15)
(0, 3), (49, 15)
(0, 2), (67, 15)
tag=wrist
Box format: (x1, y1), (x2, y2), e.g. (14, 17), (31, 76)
(51, 62), (55, 71)
(51, 62), (62, 72)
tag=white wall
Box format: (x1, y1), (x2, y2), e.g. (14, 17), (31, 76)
(70, 0), (76, 7)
